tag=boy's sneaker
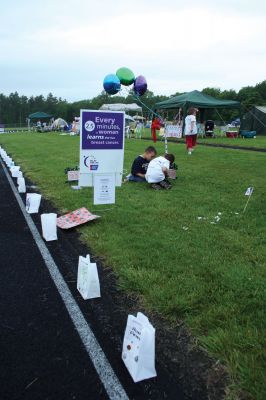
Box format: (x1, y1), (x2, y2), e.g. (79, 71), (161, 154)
(151, 183), (162, 190)
(159, 180), (172, 190)
(188, 151), (192, 155)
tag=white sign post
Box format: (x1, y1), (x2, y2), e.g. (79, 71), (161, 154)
(79, 109), (125, 187)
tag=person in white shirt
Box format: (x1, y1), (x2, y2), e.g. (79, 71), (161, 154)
(145, 153), (175, 190)
(184, 107), (198, 155)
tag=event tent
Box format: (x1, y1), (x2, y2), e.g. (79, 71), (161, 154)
(156, 90), (240, 111)
(100, 103), (142, 112)
(125, 114), (135, 122)
(52, 118), (68, 129)
(241, 106), (266, 135)
(28, 111), (52, 119)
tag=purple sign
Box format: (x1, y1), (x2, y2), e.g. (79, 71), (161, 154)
(81, 111), (124, 150)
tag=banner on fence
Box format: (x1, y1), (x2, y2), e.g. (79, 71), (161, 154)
(165, 125), (182, 138)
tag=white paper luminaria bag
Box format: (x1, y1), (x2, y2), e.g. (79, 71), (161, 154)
(26, 193), (41, 214)
(41, 213), (58, 241)
(77, 256), (101, 300)
(10, 166), (21, 177)
(17, 177), (26, 193)
(122, 312), (157, 382)
(16, 171), (23, 181)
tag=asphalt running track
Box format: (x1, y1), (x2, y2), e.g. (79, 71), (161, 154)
(0, 160), (187, 400)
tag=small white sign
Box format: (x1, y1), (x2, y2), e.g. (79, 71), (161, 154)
(93, 174), (115, 205)
(67, 170), (79, 181)
(245, 187), (254, 196)
(165, 125), (182, 138)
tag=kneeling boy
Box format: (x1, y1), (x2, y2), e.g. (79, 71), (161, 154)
(145, 154), (175, 189)
(127, 146), (157, 182)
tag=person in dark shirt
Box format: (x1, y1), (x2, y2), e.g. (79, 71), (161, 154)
(127, 146), (157, 182)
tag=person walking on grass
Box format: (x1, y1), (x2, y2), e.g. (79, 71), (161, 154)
(184, 107), (198, 155)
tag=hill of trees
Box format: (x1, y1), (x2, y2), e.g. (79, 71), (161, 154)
(0, 80), (265, 125)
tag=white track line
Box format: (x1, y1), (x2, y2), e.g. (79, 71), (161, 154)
(0, 158), (129, 400)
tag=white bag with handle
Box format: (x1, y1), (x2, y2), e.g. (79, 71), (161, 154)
(122, 312), (157, 382)
(26, 193), (41, 214)
(41, 213), (58, 241)
(17, 177), (26, 193)
(77, 255), (101, 300)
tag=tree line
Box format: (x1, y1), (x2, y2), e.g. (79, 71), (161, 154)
(0, 80), (265, 125)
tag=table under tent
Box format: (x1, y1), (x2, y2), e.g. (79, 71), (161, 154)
(27, 111), (53, 131)
(155, 90), (240, 137)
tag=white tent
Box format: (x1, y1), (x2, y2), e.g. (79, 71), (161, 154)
(52, 118), (68, 129)
(100, 103), (142, 112)
(125, 114), (135, 122)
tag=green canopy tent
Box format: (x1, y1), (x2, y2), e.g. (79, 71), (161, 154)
(28, 111), (52, 119)
(27, 111), (53, 131)
(155, 90), (240, 127)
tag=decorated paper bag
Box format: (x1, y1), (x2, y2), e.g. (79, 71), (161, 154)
(26, 193), (41, 214)
(122, 312), (156, 382)
(168, 169), (176, 180)
(17, 177), (26, 193)
(77, 256), (101, 300)
(41, 213), (58, 241)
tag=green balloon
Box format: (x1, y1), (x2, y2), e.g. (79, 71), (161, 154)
(116, 67), (135, 86)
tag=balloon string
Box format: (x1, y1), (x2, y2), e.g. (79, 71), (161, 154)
(121, 87), (165, 121)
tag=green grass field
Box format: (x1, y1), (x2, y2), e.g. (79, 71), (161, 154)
(197, 136), (266, 148)
(1, 132), (265, 399)
(139, 127), (266, 149)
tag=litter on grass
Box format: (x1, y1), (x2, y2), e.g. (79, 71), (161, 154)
(57, 207), (100, 229)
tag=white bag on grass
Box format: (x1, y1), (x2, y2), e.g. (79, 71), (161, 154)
(7, 158), (14, 167)
(26, 193), (41, 213)
(77, 255), (101, 300)
(122, 312), (157, 382)
(10, 166), (20, 177)
(41, 213), (58, 241)
(17, 177), (26, 193)
(16, 171), (23, 180)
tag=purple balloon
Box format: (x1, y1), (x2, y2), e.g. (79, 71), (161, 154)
(133, 75), (147, 96)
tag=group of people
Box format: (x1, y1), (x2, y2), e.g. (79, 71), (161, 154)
(126, 107), (199, 189)
(126, 146), (175, 190)
(151, 107), (199, 154)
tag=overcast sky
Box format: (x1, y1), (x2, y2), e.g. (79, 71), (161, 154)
(0, 0), (265, 101)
